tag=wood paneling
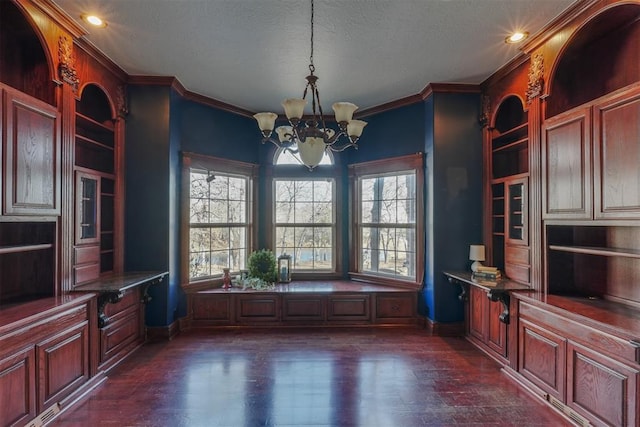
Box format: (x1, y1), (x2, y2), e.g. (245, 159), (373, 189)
(567, 341), (638, 427)
(0, 347), (36, 427)
(469, 286), (487, 342)
(3, 85), (60, 215)
(593, 86), (640, 219)
(282, 295), (324, 321)
(327, 295), (370, 321)
(192, 294), (232, 322)
(237, 295), (280, 323)
(542, 107), (592, 219)
(37, 322), (89, 411)
(518, 318), (566, 401)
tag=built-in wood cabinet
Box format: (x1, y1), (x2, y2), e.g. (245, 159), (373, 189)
(0, 295), (95, 427)
(467, 285), (507, 361)
(542, 87), (640, 221)
(516, 297), (639, 427)
(186, 284), (417, 328)
(2, 86), (60, 216)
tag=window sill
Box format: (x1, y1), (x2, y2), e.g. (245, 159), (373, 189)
(349, 272), (422, 290)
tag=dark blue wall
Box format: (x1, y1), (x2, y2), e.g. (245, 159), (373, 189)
(125, 85), (173, 327)
(125, 86), (481, 327)
(426, 92), (482, 322)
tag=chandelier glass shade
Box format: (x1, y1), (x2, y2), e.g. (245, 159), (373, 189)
(253, 0), (367, 170)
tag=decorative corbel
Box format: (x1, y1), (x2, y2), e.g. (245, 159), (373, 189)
(526, 53), (544, 104)
(116, 85), (129, 118)
(58, 36), (80, 93)
(478, 95), (491, 127)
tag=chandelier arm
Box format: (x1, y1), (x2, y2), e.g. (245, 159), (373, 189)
(327, 140), (359, 153)
(260, 136), (285, 149)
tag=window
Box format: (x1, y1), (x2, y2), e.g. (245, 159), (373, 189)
(274, 179), (335, 271)
(350, 154), (424, 287)
(274, 144), (333, 166)
(182, 154), (257, 285)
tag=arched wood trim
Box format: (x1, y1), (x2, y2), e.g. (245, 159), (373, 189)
(490, 94), (527, 130)
(544, 1), (640, 100)
(78, 82), (118, 120)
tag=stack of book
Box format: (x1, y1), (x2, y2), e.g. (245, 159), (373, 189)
(472, 266), (501, 280)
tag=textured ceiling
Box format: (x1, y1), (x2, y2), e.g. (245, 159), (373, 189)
(51, 0), (576, 113)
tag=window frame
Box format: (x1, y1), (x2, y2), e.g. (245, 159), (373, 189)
(180, 152), (258, 290)
(265, 162), (344, 280)
(348, 153), (424, 289)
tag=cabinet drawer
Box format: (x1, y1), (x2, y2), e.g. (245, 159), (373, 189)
(236, 295), (280, 322)
(282, 295), (325, 321)
(328, 295), (370, 321)
(74, 263), (99, 285)
(101, 308), (141, 363)
(104, 289), (139, 317)
(375, 293), (415, 320)
(505, 262), (529, 284)
(505, 245), (529, 265)
(74, 245), (100, 265)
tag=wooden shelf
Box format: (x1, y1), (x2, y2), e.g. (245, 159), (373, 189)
(492, 122), (528, 141)
(76, 112), (114, 132)
(0, 243), (53, 255)
(76, 134), (114, 152)
(492, 137), (528, 153)
(549, 244), (640, 259)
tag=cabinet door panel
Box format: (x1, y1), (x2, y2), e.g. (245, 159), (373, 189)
(542, 108), (592, 219)
(468, 286), (487, 342)
(0, 348), (36, 427)
(3, 88), (60, 215)
(487, 299), (507, 357)
(237, 295), (280, 322)
(327, 295), (370, 321)
(567, 341), (638, 427)
(594, 87), (640, 219)
(519, 318), (566, 402)
(283, 295), (324, 321)
(37, 323), (89, 412)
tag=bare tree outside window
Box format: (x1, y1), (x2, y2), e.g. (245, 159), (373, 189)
(274, 179), (334, 271)
(189, 170), (249, 280)
(360, 172), (416, 280)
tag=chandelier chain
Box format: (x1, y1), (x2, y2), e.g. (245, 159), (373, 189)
(309, 0), (315, 72)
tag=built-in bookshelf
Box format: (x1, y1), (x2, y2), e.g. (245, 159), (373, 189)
(489, 96), (529, 281)
(75, 85), (116, 280)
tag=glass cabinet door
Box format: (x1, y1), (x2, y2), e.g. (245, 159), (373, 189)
(76, 171), (100, 244)
(506, 177), (528, 246)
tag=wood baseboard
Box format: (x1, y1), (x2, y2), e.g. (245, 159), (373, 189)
(424, 318), (465, 336)
(146, 321), (180, 341)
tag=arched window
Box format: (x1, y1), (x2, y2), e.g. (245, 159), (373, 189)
(273, 144), (334, 166)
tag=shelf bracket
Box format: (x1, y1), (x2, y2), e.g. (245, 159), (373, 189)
(447, 276), (469, 302)
(487, 290), (510, 324)
(140, 275), (165, 304)
(97, 291), (124, 328)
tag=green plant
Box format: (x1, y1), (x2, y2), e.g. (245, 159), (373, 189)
(247, 249), (277, 283)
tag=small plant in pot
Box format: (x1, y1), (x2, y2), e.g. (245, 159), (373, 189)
(237, 249), (277, 290)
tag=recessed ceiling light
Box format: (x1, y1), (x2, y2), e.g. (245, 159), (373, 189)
(505, 31), (529, 44)
(81, 14), (107, 28)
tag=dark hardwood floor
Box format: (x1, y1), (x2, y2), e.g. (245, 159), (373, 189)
(53, 328), (570, 427)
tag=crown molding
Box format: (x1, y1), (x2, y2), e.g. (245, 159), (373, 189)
(127, 75), (254, 118)
(357, 83), (480, 118)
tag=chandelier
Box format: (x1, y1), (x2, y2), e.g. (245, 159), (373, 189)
(253, 0), (367, 170)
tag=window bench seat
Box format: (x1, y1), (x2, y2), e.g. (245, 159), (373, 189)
(183, 280), (419, 328)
